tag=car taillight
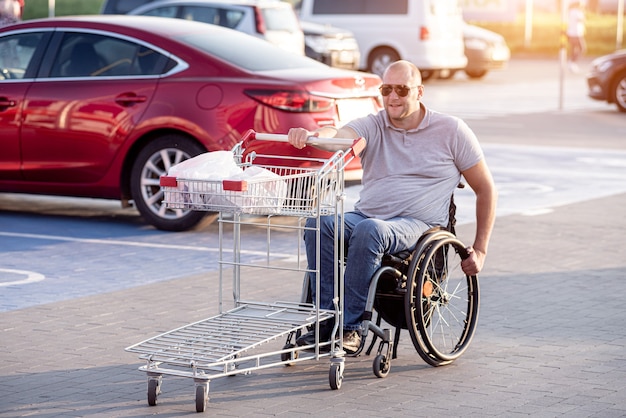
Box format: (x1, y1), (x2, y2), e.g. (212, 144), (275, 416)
(253, 6), (266, 34)
(245, 90), (334, 112)
(420, 26), (430, 41)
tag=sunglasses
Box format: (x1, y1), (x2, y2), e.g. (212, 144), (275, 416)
(379, 84), (417, 97)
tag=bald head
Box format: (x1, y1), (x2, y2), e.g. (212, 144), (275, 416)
(382, 60), (422, 86)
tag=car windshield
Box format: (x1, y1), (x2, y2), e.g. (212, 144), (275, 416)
(178, 32), (326, 71)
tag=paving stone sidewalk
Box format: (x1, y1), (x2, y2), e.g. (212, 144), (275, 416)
(1, 188), (625, 417)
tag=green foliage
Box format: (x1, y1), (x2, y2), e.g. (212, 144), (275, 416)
(471, 12), (626, 57)
(22, 0), (104, 20)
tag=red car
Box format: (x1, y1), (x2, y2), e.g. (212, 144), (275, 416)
(0, 16), (381, 230)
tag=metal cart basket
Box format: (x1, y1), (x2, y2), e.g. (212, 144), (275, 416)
(126, 130), (365, 412)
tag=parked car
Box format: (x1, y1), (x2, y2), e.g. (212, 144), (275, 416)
(0, 16), (382, 231)
(104, 0), (360, 70)
(461, 23), (510, 79)
(127, 0), (305, 56)
(299, 20), (360, 71)
(587, 49), (626, 112)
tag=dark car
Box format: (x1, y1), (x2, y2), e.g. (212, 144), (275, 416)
(587, 49), (626, 113)
(462, 23), (510, 79)
(299, 20), (360, 71)
(0, 16), (381, 231)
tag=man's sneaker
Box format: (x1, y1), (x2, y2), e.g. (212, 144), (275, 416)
(342, 330), (361, 354)
(296, 321), (333, 347)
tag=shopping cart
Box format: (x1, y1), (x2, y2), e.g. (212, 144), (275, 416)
(125, 129), (365, 412)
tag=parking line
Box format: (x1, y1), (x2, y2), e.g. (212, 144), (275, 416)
(0, 231), (292, 258)
(0, 231), (215, 251)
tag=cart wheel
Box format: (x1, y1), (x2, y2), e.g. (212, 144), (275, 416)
(373, 354), (390, 378)
(281, 343), (298, 366)
(195, 385), (208, 413)
(147, 378), (160, 406)
(329, 363), (343, 390)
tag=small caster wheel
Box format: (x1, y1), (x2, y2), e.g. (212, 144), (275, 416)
(373, 354), (390, 378)
(195, 385), (208, 412)
(281, 343), (298, 366)
(329, 362), (343, 390)
(147, 377), (161, 406)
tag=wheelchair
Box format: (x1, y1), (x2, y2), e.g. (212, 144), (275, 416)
(289, 193), (480, 377)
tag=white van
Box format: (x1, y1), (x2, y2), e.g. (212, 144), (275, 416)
(295, 0), (467, 80)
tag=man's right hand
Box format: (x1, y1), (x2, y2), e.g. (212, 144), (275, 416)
(287, 128), (317, 149)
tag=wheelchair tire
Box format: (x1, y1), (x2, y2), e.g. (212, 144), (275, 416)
(404, 235), (480, 365)
(373, 354), (390, 378)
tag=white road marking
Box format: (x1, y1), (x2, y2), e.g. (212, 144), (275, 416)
(0, 269), (45, 287)
(0, 231), (292, 258)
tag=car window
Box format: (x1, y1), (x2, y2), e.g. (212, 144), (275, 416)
(102, 0), (158, 14)
(139, 6), (246, 30)
(181, 6), (245, 29)
(220, 9), (246, 29)
(311, 0), (408, 14)
(0, 32), (44, 80)
(141, 5), (178, 18)
(179, 31), (324, 71)
(48, 32), (172, 77)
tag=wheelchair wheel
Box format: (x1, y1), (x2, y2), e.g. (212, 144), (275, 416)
(404, 235), (479, 366)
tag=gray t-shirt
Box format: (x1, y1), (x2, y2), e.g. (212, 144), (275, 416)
(346, 105), (483, 226)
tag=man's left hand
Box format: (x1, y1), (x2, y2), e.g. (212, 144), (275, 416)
(461, 246), (486, 276)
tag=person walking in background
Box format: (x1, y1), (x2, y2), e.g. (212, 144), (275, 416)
(0, 0), (20, 72)
(16, 0), (23, 19)
(566, 1), (586, 73)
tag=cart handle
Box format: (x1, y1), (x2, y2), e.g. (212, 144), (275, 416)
(240, 129), (366, 158)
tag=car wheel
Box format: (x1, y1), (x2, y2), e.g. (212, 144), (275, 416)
(464, 69), (488, 79)
(439, 70), (457, 80)
(612, 70), (626, 113)
(130, 134), (209, 231)
(420, 70), (435, 81)
(368, 47), (400, 78)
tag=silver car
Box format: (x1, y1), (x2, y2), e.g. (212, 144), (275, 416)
(126, 0), (305, 56)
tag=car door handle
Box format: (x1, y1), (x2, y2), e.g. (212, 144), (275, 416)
(0, 97), (16, 110)
(115, 93), (148, 107)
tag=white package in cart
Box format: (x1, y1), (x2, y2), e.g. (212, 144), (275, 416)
(227, 166), (288, 213)
(167, 151), (243, 208)
(168, 151), (242, 180)
(165, 151), (287, 212)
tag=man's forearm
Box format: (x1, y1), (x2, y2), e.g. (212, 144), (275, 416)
(472, 189), (497, 255)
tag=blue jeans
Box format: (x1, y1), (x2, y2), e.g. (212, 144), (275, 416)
(304, 211), (431, 331)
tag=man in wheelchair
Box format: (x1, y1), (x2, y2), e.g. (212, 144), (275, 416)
(287, 60), (497, 354)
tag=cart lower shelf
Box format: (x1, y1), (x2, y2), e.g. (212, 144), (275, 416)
(126, 300), (336, 380)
